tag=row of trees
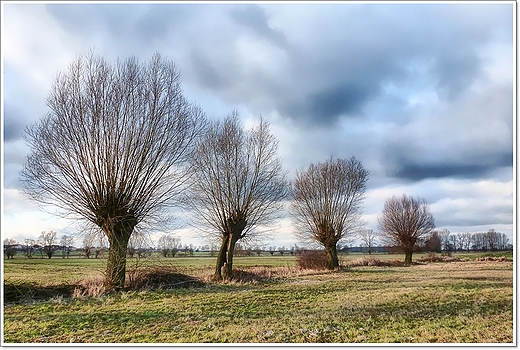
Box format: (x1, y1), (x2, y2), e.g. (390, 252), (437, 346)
(423, 229), (511, 253)
(19, 52), (508, 291)
(3, 231), (75, 259)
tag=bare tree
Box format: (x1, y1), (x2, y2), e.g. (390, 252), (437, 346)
(187, 113), (289, 280)
(378, 194), (435, 265)
(157, 234), (181, 257)
(458, 232), (473, 252)
(23, 238), (36, 258)
(60, 234), (75, 258)
(20, 52), (206, 290)
(82, 230), (98, 259)
(436, 229), (451, 253)
(423, 231), (441, 253)
(358, 229), (378, 255)
(4, 238), (18, 259)
(291, 157), (369, 269)
(39, 231), (59, 259)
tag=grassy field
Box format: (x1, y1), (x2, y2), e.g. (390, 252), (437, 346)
(2, 252), (514, 344)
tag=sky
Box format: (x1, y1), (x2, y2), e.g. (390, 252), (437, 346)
(1, 1), (515, 249)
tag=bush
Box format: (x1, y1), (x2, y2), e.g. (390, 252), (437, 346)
(126, 265), (204, 290)
(297, 250), (329, 270)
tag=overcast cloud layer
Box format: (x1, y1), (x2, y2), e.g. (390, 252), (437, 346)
(2, 2), (515, 247)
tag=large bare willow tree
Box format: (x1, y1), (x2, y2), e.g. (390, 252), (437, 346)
(378, 194), (435, 265)
(187, 112), (289, 281)
(291, 157), (369, 269)
(21, 52), (206, 291)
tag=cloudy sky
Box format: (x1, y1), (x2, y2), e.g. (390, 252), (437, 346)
(2, 2), (515, 249)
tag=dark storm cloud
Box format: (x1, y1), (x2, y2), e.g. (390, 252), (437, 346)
(308, 83), (371, 124)
(393, 153), (513, 181)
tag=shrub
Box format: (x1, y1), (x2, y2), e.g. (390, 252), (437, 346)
(126, 265), (204, 290)
(73, 276), (106, 299)
(297, 250), (329, 270)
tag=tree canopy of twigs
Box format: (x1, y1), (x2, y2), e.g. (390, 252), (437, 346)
(378, 194), (435, 265)
(187, 112), (289, 280)
(291, 157), (369, 269)
(21, 52), (206, 290)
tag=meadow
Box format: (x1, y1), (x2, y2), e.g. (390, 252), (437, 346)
(2, 252), (514, 344)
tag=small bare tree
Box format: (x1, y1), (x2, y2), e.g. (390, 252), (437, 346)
(23, 238), (36, 258)
(60, 234), (75, 258)
(4, 238), (18, 259)
(458, 232), (473, 252)
(291, 157), (369, 269)
(378, 194), (435, 265)
(39, 230), (59, 259)
(21, 52), (206, 290)
(157, 234), (181, 257)
(187, 113), (289, 280)
(358, 229), (378, 255)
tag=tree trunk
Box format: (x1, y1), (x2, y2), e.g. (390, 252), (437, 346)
(214, 234), (229, 281)
(404, 250), (413, 266)
(325, 243), (339, 270)
(103, 222), (134, 291)
(224, 236), (238, 280)
(213, 218), (246, 281)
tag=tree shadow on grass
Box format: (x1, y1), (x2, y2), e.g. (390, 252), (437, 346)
(4, 281), (76, 304)
(4, 270), (206, 305)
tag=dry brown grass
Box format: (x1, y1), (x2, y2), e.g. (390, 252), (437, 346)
(416, 252), (465, 263)
(346, 256), (408, 267)
(297, 250), (329, 270)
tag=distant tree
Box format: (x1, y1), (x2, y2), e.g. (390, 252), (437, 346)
(423, 231), (442, 253)
(278, 246), (286, 256)
(458, 232), (473, 252)
(39, 231), (59, 259)
(436, 229), (451, 252)
(496, 231), (510, 250)
(448, 234), (459, 252)
(378, 194), (435, 265)
(157, 234), (181, 257)
(127, 232), (148, 258)
(186, 113), (289, 281)
(291, 157), (369, 269)
(184, 244), (194, 257)
(268, 246), (276, 256)
(83, 229), (105, 259)
(4, 238), (18, 259)
(20, 52), (206, 290)
(358, 229), (378, 255)
(255, 247), (263, 256)
(23, 238), (36, 258)
(60, 235), (75, 258)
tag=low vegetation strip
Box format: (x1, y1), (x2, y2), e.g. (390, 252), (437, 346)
(2, 257), (513, 344)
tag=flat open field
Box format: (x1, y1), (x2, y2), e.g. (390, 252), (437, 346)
(2, 253), (514, 344)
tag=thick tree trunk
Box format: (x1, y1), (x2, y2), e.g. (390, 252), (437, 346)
(214, 234), (229, 281)
(404, 250), (413, 266)
(103, 221), (134, 291)
(213, 218), (247, 281)
(325, 243), (339, 270)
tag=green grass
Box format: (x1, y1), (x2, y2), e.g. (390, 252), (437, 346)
(3, 254), (513, 344)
